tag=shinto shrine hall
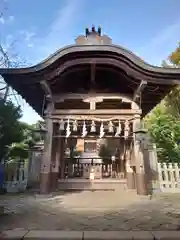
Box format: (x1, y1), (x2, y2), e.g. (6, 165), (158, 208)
(1, 26), (180, 195)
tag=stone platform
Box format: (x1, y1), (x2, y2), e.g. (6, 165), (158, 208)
(57, 179), (127, 191)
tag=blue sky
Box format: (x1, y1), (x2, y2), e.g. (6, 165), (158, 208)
(0, 0), (180, 124)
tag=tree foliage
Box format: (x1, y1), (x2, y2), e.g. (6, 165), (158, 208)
(145, 103), (180, 162)
(165, 86), (180, 118)
(162, 42), (180, 117)
(145, 42), (180, 162)
(6, 122), (41, 161)
(168, 42), (180, 67)
(0, 99), (24, 162)
(0, 98), (42, 162)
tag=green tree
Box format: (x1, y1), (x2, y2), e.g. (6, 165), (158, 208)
(168, 42), (180, 67)
(165, 86), (180, 119)
(6, 121), (42, 161)
(163, 42), (180, 118)
(145, 103), (180, 162)
(145, 42), (180, 163)
(0, 99), (24, 162)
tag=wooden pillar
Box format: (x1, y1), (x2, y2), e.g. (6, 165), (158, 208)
(51, 138), (60, 191)
(40, 118), (53, 194)
(124, 138), (133, 188)
(126, 139), (136, 189)
(143, 143), (161, 193)
(119, 138), (125, 178)
(133, 115), (148, 195)
(126, 154), (136, 190)
(59, 138), (65, 179)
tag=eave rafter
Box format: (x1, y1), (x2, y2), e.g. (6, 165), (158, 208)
(50, 64), (136, 90)
(90, 61), (96, 84)
(23, 57), (180, 86)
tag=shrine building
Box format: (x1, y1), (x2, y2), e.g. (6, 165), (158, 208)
(1, 26), (180, 195)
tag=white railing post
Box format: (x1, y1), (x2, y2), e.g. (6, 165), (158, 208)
(163, 162), (169, 189)
(174, 163), (180, 188)
(157, 162), (180, 193)
(169, 163), (175, 189)
(158, 163), (163, 190)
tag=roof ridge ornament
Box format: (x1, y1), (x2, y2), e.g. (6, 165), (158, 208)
(76, 25), (111, 45)
(85, 25), (101, 37)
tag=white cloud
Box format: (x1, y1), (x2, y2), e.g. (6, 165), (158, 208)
(8, 15), (14, 22)
(14, 0), (85, 123)
(6, 34), (12, 40)
(0, 15), (14, 24)
(136, 20), (180, 66)
(0, 17), (5, 24)
(19, 30), (35, 41)
(25, 32), (35, 41)
(17, 30), (36, 49)
(50, 0), (79, 35)
(27, 43), (34, 48)
(33, 0), (84, 61)
(141, 21), (180, 50)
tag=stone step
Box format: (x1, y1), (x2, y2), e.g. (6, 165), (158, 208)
(3, 230), (180, 239)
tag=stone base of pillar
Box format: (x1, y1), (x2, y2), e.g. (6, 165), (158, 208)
(126, 172), (135, 189)
(39, 173), (51, 194)
(136, 173), (148, 195)
(50, 172), (59, 191)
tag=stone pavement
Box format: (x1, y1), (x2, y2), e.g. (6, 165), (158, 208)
(0, 190), (180, 231)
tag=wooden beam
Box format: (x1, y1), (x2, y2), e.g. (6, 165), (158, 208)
(52, 93), (133, 102)
(53, 135), (133, 139)
(52, 109), (142, 115)
(51, 116), (135, 122)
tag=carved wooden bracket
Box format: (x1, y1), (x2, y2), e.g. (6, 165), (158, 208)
(133, 80), (147, 102)
(40, 80), (52, 101)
